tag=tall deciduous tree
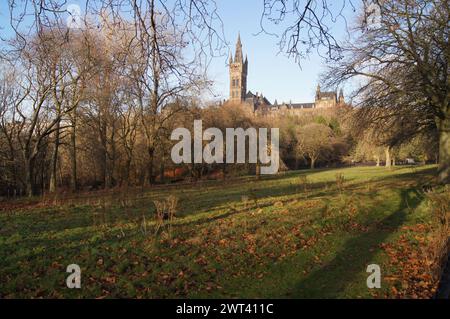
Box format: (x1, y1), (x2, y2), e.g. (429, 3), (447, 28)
(296, 123), (334, 169)
(326, 0), (449, 183)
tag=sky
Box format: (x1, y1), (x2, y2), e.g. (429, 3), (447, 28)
(0, 0), (359, 104)
(206, 0), (358, 104)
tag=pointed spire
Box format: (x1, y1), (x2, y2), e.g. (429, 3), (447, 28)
(338, 88), (344, 104)
(229, 52), (233, 64)
(234, 33), (243, 63)
(244, 54), (248, 72)
(316, 84), (321, 100)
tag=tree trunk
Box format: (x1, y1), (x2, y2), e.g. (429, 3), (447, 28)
(25, 157), (34, 197)
(222, 162), (227, 180)
(385, 146), (391, 168)
(125, 157), (132, 186)
(310, 158), (315, 169)
(108, 139), (116, 188)
(437, 116), (450, 184)
(159, 155), (165, 183)
(102, 149), (108, 188)
(148, 147), (155, 184)
(70, 119), (78, 191)
(375, 156), (380, 167)
(49, 121), (61, 193)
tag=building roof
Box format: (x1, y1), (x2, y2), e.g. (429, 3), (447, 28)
(290, 103), (315, 109)
(317, 91), (337, 100)
(245, 91), (271, 105)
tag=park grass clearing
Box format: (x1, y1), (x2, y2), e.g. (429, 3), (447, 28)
(0, 165), (448, 298)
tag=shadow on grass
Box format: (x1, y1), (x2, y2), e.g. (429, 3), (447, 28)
(291, 188), (424, 298)
(0, 167), (436, 252)
(180, 167), (434, 223)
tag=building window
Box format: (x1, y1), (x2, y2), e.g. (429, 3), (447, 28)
(236, 79), (239, 87)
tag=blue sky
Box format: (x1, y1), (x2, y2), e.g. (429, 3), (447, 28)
(0, 0), (358, 104)
(207, 0), (357, 104)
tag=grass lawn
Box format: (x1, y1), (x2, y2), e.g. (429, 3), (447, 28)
(0, 165), (447, 298)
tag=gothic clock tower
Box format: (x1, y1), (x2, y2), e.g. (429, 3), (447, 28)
(229, 34), (248, 102)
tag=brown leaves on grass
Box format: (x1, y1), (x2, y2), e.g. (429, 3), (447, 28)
(380, 224), (439, 298)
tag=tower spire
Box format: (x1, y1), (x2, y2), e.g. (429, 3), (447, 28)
(234, 33), (243, 63)
(229, 33), (247, 103)
(339, 88), (344, 104)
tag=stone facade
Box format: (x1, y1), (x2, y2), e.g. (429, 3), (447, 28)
(229, 34), (248, 103)
(226, 35), (345, 115)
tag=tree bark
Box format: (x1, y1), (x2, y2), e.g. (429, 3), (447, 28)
(385, 146), (391, 168)
(256, 163), (261, 179)
(222, 162), (227, 179)
(437, 116), (450, 184)
(25, 157), (35, 197)
(159, 154), (165, 183)
(70, 123), (78, 191)
(310, 157), (316, 169)
(124, 158), (132, 186)
(148, 146), (155, 184)
(49, 120), (61, 193)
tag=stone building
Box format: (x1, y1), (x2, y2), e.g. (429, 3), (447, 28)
(226, 35), (345, 114)
(229, 34), (247, 102)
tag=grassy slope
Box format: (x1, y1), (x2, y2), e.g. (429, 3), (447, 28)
(0, 165), (442, 298)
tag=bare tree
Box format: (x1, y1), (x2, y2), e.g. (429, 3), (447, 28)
(325, 0), (450, 183)
(47, 30), (87, 193)
(259, 0), (354, 62)
(0, 65), (28, 195)
(121, 0), (211, 184)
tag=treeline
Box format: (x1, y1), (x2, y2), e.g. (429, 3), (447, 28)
(3, 79), (439, 199)
(1, 0), (447, 197)
(0, 3), (214, 197)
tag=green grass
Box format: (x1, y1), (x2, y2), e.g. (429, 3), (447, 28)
(0, 165), (442, 298)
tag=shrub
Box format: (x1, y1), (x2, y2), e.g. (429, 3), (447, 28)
(153, 195), (178, 236)
(335, 173), (345, 193)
